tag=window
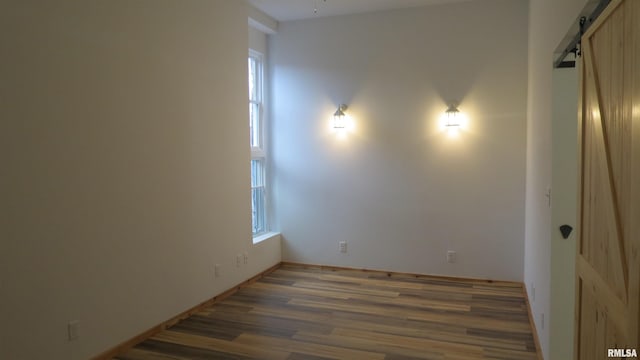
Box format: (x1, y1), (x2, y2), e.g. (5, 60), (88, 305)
(248, 52), (262, 150)
(249, 51), (267, 236)
(251, 159), (266, 235)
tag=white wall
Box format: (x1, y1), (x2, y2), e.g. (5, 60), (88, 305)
(525, 0), (587, 358)
(0, 1), (280, 359)
(249, 26), (268, 55)
(270, 0), (528, 281)
(550, 66), (578, 360)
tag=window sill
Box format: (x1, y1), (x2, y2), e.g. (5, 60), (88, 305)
(253, 231), (280, 245)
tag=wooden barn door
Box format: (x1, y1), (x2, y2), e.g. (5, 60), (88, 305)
(575, 0), (640, 359)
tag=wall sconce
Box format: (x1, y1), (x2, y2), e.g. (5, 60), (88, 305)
(333, 104), (348, 129)
(444, 103), (461, 128)
(440, 102), (467, 138)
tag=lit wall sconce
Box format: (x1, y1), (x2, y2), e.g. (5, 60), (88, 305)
(333, 104), (348, 129)
(444, 103), (461, 128)
(440, 103), (467, 138)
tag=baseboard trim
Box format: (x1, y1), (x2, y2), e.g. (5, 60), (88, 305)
(281, 261), (521, 286)
(92, 262), (281, 360)
(523, 285), (544, 360)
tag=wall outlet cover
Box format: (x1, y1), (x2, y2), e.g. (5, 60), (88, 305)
(446, 250), (457, 263)
(68, 321), (80, 341)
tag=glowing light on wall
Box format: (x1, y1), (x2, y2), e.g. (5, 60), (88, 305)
(445, 104), (461, 128)
(330, 104), (355, 140)
(439, 103), (468, 138)
(333, 104), (348, 129)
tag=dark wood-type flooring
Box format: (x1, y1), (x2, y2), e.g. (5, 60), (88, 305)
(114, 264), (538, 360)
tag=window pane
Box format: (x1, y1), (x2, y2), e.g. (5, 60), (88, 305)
(248, 57), (253, 100)
(249, 103), (254, 147)
(248, 57), (257, 101)
(252, 186), (266, 235)
(251, 159), (264, 187)
(251, 159), (266, 235)
(250, 102), (260, 148)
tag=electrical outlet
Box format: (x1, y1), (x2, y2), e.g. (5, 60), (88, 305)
(446, 250), (456, 263)
(68, 321), (80, 341)
(243, 252), (249, 265)
(532, 284), (536, 302)
(214, 264), (220, 278)
(236, 254), (242, 267)
(339, 241), (347, 253)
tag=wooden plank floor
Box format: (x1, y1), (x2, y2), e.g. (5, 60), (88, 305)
(114, 264), (538, 360)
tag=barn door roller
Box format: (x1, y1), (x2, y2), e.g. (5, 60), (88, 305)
(553, 0), (611, 68)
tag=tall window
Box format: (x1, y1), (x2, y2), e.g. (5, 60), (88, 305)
(249, 51), (267, 236)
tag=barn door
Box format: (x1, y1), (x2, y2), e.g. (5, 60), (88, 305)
(575, 0), (640, 359)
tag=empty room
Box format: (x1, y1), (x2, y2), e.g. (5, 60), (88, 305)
(2, 0), (638, 360)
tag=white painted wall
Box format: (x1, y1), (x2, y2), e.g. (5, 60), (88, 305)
(269, 0), (528, 281)
(0, 1), (280, 359)
(525, 0), (587, 358)
(249, 26), (268, 55)
(550, 66), (578, 360)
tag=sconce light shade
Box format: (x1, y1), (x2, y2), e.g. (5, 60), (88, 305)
(445, 104), (461, 128)
(333, 104), (348, 129)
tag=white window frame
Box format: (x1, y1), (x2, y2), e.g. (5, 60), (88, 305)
(249, 50), (268, 237)
(249, 50), (265, 156)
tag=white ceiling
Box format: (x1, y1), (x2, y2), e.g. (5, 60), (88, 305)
(249, 0), (476, 22)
